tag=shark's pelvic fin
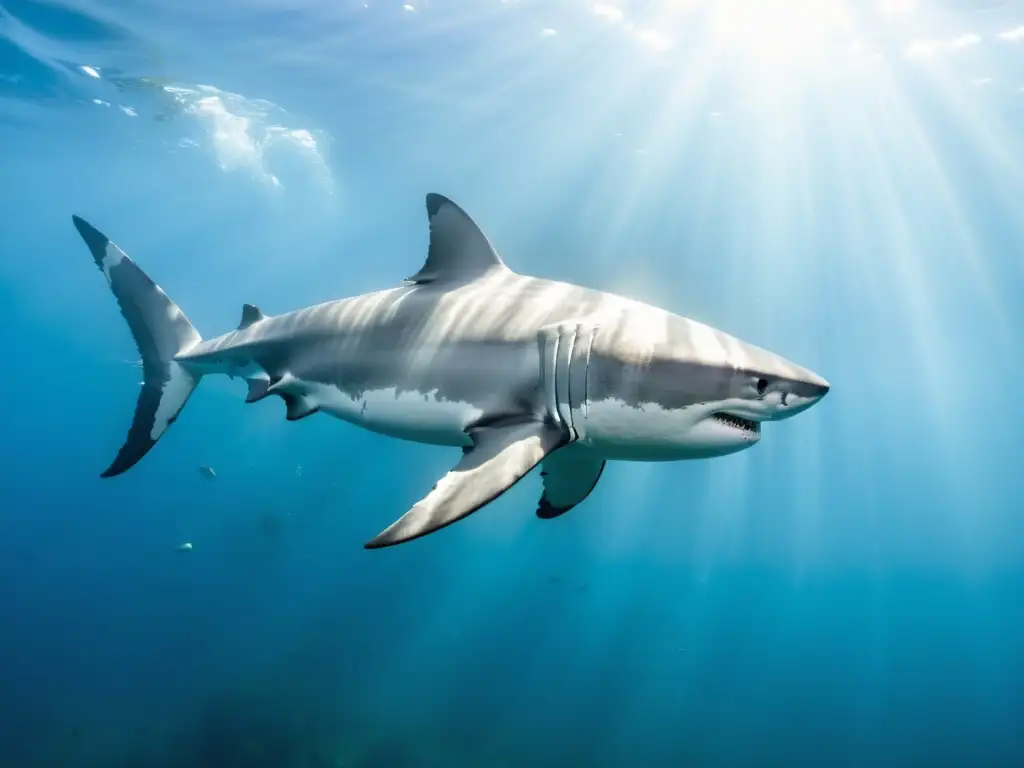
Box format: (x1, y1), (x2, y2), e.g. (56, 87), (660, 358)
(364, 420), (566, 548)
(283, 393), (319, 421)
(403, 193), (510, 286)
(536, 446), (606, 520)
(72, 216), (202, 478)
(238, 303), (266, 330)
(245, 378), (271, 403)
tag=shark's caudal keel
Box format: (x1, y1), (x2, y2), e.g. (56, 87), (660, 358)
(73, 193), (829, 549)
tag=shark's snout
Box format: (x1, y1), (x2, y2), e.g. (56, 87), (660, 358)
(768, 371), (829, 421)
(797, 368), (830, 401)
(802, 368), (831, 397)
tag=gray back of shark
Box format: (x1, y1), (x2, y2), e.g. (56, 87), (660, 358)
(72, 193), (829, 549)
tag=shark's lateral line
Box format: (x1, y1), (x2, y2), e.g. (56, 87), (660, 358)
(72, 194), (830, 549)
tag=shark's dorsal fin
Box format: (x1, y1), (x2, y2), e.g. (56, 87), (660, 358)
(404, 193), (509, 286)
(238, 303), (265, 330)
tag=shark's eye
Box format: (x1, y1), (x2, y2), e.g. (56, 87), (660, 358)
(756, 378), (768, 396)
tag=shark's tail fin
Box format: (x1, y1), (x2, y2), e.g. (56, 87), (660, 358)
(72, 216), (203, 478)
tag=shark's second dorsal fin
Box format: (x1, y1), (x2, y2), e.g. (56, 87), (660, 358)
(404, 193), (509, 286)
(238, 303), (266, 330)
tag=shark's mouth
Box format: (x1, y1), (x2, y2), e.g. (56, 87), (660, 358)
(712, 412), (760, 434)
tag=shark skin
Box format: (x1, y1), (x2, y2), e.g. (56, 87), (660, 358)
(72, 193), (830, 549)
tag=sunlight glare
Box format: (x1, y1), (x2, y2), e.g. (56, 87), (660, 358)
(705, 0), (851, 65)
(879, 0), (916, 14)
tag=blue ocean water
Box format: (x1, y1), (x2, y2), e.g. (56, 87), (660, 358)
(2, 0), (1023, 765)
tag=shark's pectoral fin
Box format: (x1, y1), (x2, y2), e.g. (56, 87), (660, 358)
(364, 420), (565, 549)
(536, 445), (606, 520)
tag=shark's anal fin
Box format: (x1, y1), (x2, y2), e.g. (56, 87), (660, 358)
(238, 303), (266, 330)
(536, 446), (606, 520)
(365, 420), (566, 549)
(403, 194), (510, 286)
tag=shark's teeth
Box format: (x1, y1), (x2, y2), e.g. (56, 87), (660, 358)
(712, 412), (759, 433)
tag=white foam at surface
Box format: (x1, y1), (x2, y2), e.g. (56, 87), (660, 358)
(168, 83), (333, 192)
(78, 68), (333, 193)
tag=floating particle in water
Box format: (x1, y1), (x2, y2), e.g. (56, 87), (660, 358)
(198, 465), (216, 480)
(177, 542), (193, 552)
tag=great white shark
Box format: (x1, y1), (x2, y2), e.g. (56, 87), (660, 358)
(72, 193), (829, 549)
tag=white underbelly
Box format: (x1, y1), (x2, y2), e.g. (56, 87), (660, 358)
(310, 382), (478, 447)
(583, 396), (705, 461)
